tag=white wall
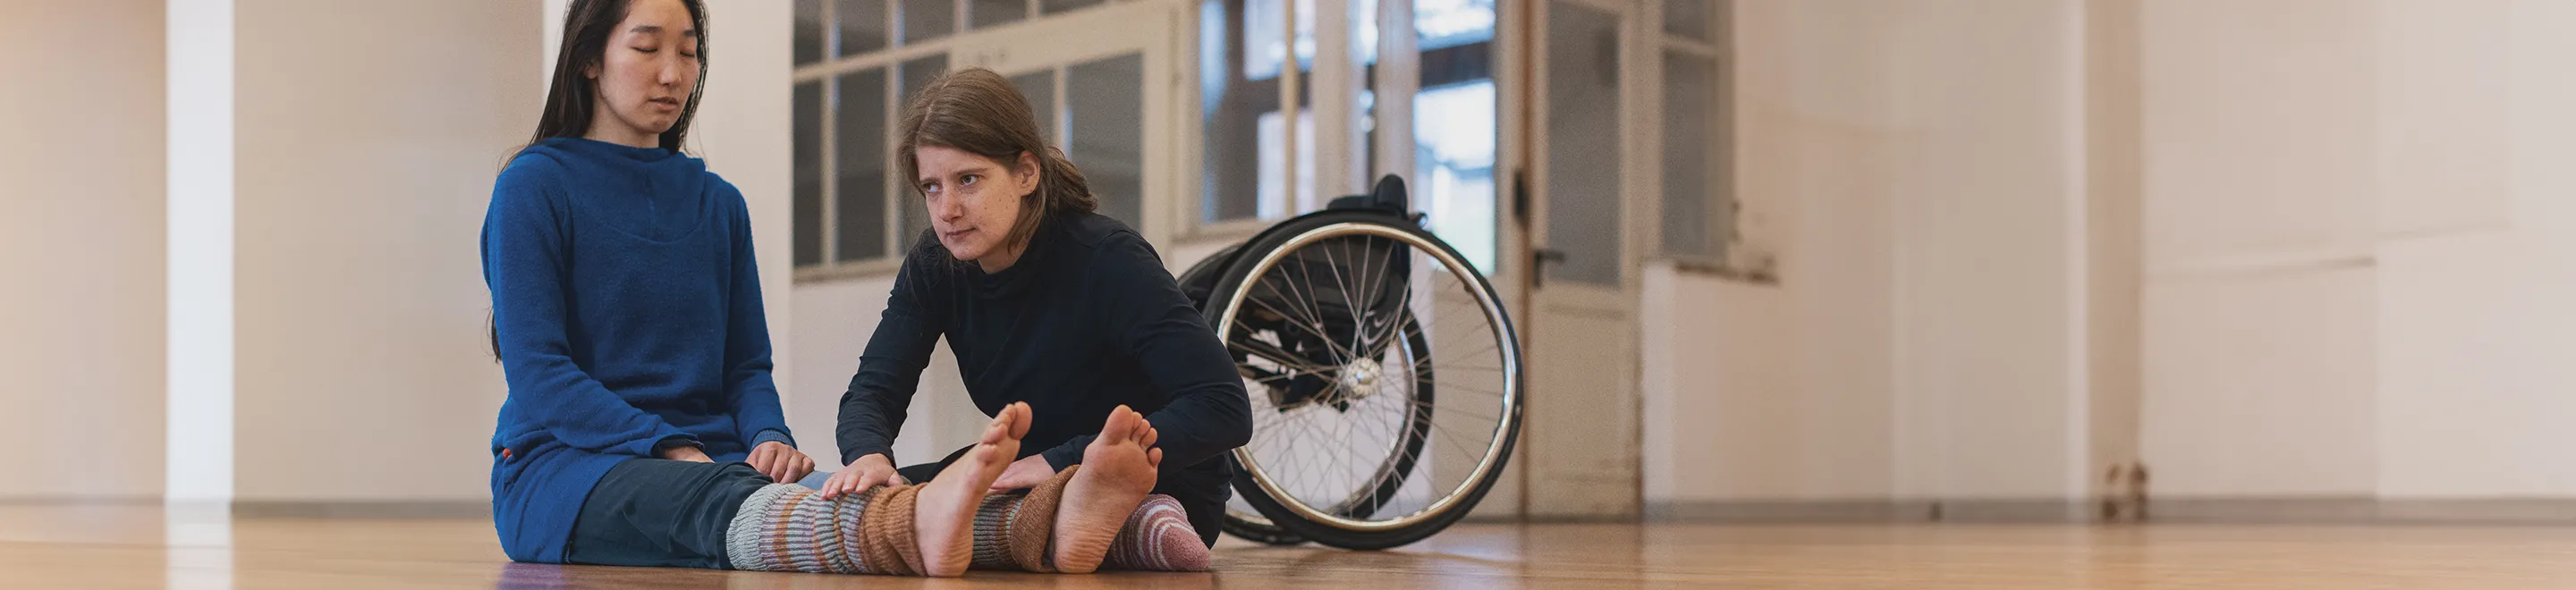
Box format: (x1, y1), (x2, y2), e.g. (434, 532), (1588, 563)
(2140, 0), (2576, 501)
(2131, 0), (2576, 501)
(1645, 0), (2091, 509)
(0, 1), (167, 501)
(1883, 0), (2089, 502)
(2370, 0), (2576, 500)
(2135, 0), (2383, 498)
(227, 0), (542, 502)
(1650, 0), (2576, 512)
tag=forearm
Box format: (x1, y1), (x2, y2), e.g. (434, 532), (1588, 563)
(729, 376), (793, 448)
(835, 380), (911, 465)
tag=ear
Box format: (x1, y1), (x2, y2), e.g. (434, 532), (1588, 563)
(1015, 151), (1043, 197)
(585, 60), (601, 80)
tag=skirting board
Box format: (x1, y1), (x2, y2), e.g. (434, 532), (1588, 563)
(1648, 497), (2576, 525)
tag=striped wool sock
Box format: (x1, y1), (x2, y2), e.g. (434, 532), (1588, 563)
(968, 467), (1076, 572)
(1101, 494), (1212, 572)
(724, 484), (927, 576)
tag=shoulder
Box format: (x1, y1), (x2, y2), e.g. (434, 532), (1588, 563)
(1062, 214), (1170, 286)
(489, 148), (575, 217)
(493, 148), (573, 197)
(1059, 213), (1158, 261)
(700, 169), (752, 215)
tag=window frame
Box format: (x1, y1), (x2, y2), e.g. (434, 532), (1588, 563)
(1648, 0), (1764, 282)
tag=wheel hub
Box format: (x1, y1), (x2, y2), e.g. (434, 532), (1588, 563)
(1336, 358), (1382, 401)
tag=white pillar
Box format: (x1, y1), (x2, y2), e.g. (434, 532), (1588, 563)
(165, 0), (235, 508)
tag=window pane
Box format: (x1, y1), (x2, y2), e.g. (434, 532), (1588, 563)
(1042, 0), (1105, 14)
(1661, 52), (1713, 258)
(1069, 54), (1147, 229)
(835, 69), (891, 262)
(1242, 0), (1315, 80)
(1415, 82), (1496, 275)
(1202, 0), (1291, 223)
(1663, 0), (1711, 42)
(1417, 0), (1495, 51)
(897, 55), (950, 253)
(793, 81), (825, 266)
(838, 0), (890, 55)
(901, 0), (956, 45)
(1544, 2), (1622, 287)
(1010, 71), (1056, 144)
(1413, 4), (1500, 274)
(970, 0), (1025, 30)
(796, 0), (826, 64)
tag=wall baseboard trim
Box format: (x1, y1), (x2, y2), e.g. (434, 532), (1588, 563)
(1648, 497), (2576, 525)
(0, 496), (164, 506)
(230, 501), (489, 519)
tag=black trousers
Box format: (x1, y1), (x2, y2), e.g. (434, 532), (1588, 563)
(565, 459), (772, 569)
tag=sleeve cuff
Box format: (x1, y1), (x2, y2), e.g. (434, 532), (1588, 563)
(750, 428), (796, 450)
(1039, 434), (1094, 471)
(647, 434), (701, 458)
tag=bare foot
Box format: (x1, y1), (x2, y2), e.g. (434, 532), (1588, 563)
(1052, 405), (1164, 574)
(913, 401), (1031, 577)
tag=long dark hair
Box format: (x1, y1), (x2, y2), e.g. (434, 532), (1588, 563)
(493, 0), (711, 361)
(897, 67), (1097, 258)
(530, 0), (709, 153)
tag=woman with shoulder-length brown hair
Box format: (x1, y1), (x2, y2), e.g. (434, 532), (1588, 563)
(822, 66), (1255, 568)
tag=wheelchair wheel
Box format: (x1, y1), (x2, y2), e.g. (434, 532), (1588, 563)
(1201, 209), (1524, 551)
(1216, 505), (1308, 545)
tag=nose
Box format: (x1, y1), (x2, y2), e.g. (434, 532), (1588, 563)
(933, 192), (966, 222)
(659, 55), (687, 87)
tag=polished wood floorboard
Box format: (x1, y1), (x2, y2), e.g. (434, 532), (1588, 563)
(6, 505), (2576, 588)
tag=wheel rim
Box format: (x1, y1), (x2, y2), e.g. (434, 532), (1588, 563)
(1216, 222), (1521, 533)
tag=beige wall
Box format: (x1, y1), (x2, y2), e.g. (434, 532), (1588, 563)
(2135, 0), (2383, 497)
(1646, 0), (1906, 504)
(1646, 0), (2091, 508)
(1651, 0), (2576, 513)
(229, 0), (542, 502)
(2142, 0), (2576, 500)
(0, 1), (167, 501)
(2128, 0), (2563, 499)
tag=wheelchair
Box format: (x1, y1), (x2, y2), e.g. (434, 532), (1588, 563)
(1177, 175), (1526, 550)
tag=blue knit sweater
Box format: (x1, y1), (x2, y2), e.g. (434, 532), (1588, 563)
(481, 137), (793, 563)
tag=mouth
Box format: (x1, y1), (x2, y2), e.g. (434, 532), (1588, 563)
(941, 227), (977, 241)
(648, 97), (682, 110)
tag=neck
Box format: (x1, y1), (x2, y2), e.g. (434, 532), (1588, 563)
(976, 239), (1030, 274)
(583, 106), (660, 148)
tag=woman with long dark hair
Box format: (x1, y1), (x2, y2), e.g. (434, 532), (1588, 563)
(484, 0), (1204, 575)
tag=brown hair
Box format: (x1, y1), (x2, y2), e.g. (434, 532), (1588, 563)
(896, 67), (1096, 257)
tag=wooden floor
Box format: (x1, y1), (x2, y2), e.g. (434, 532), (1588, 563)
(7, 506), (2576, 588)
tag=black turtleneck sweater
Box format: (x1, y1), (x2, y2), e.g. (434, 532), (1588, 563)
(835, 211), (1253, 544)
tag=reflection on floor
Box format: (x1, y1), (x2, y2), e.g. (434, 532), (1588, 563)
(5, 505), (2576, 588)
